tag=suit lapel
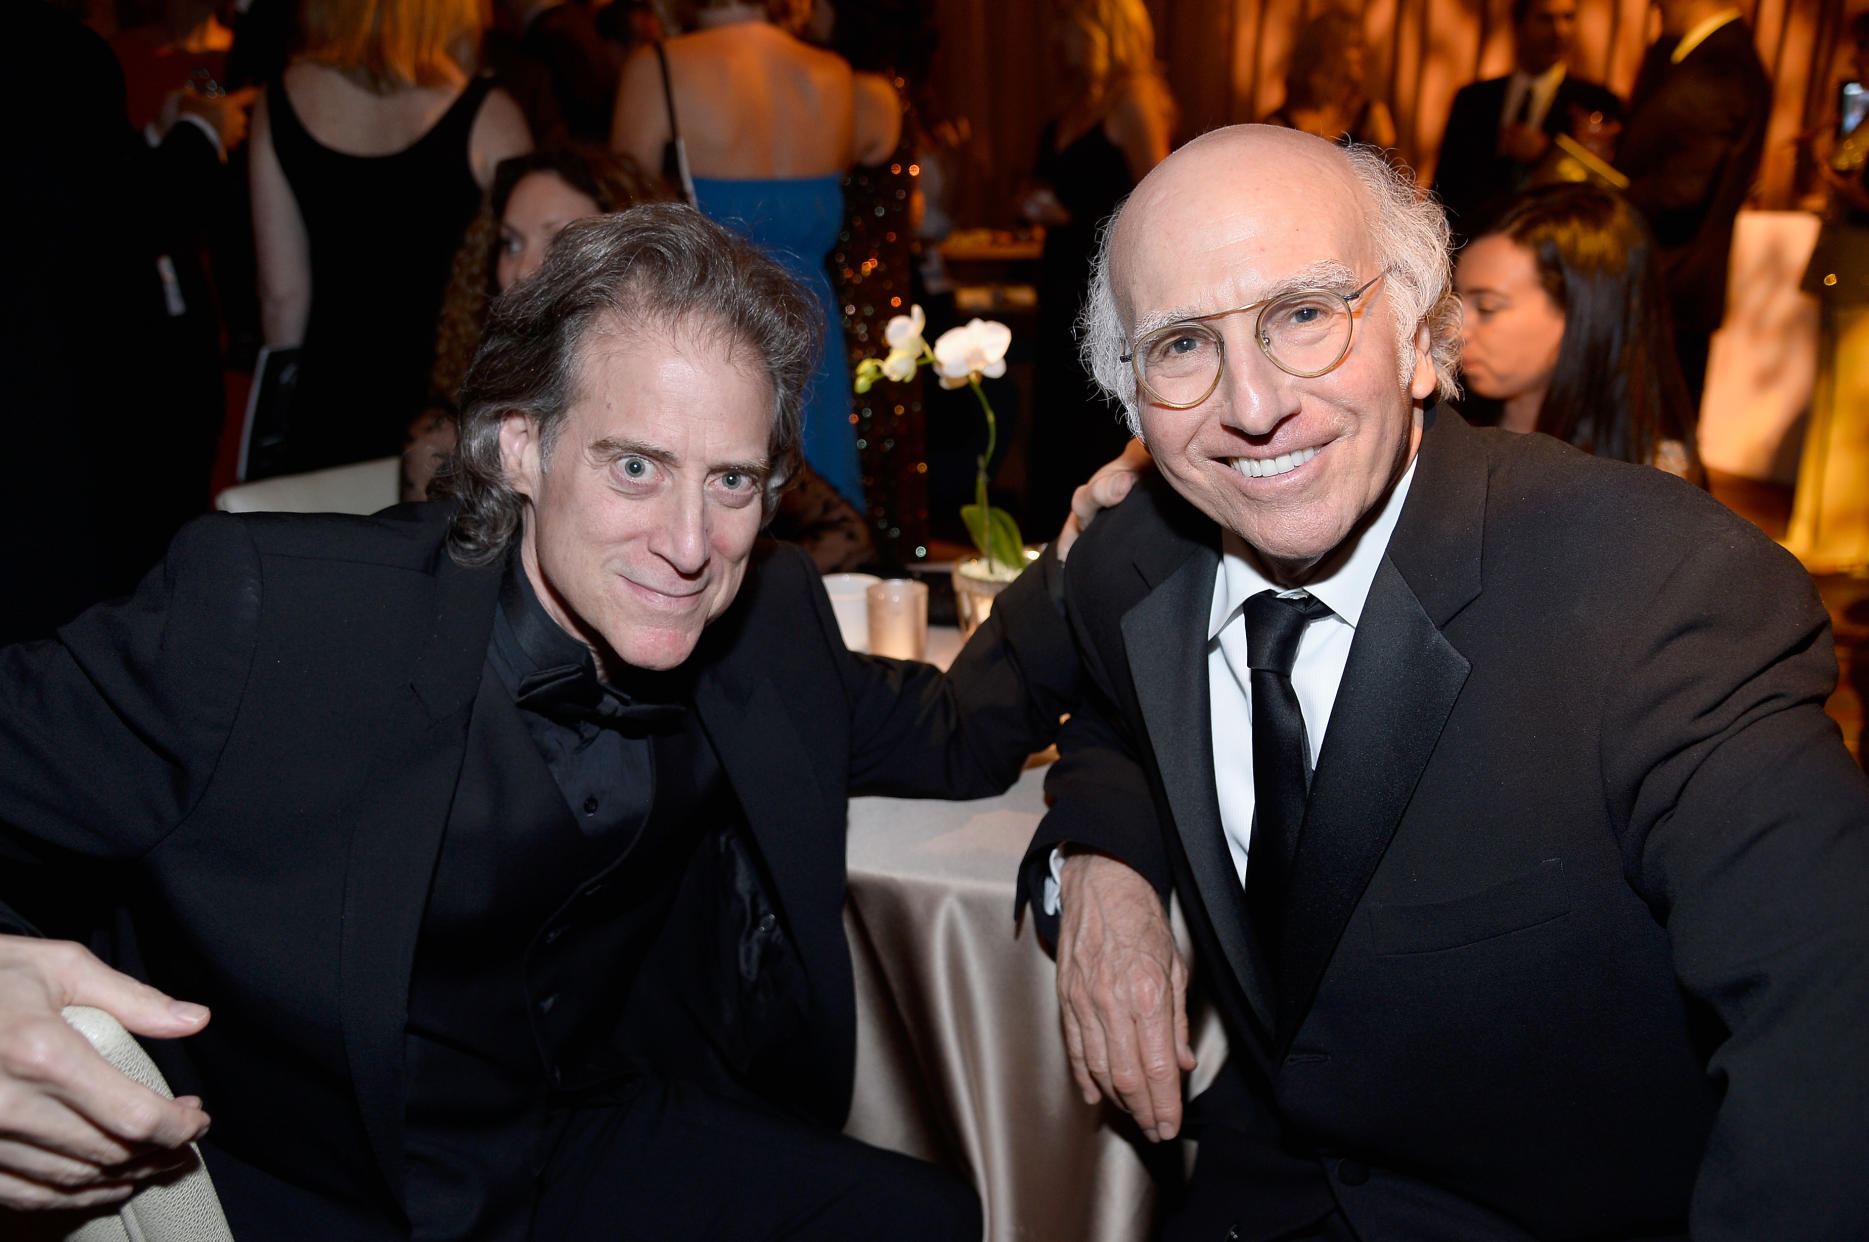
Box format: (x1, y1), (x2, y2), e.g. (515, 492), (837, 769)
(1123, 544), (1277, 1036)
(337, 550), (500, 1208)
(1274, 410), (1486, 1053)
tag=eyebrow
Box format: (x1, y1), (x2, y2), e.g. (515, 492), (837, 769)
(1131, 259), (1361, 339)
(587, 437), (769, 481)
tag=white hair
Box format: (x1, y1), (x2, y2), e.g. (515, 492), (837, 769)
(1078, 138), (1461, 437)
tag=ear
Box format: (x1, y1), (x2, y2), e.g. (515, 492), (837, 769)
(1407, 320), (1438, 402)
(498, 410), (544, 501)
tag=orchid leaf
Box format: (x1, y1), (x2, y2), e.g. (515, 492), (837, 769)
(961, 503), (1026, 575)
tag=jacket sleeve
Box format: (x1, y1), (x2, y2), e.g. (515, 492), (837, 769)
(0, 514), (262, 935)
(823, 544), (1082, 800)
(1602, 530), (1869, 1240)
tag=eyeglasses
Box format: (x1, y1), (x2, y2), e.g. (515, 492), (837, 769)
(1120, 272), (1387, 410)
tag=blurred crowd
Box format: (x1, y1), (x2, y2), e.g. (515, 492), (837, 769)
(14, 0), (1854, 641)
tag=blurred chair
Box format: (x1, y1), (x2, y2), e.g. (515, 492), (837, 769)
(214, 456), (399, 515)
(58, 1006), (234, 1242)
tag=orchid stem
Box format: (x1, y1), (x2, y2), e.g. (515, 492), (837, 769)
(970, 377), (1000, 567)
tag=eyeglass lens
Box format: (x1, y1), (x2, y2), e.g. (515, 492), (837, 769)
(1136, 291), (1356, 404)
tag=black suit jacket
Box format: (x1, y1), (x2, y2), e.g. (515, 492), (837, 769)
(0, 502), (1078, 1232)
(1617, 20), (1770, 338)
(1023, 412), (1869, 1240)
(1431, 70), (1622, 243)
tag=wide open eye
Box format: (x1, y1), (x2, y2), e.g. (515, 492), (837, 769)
(614, 455), (658, 486)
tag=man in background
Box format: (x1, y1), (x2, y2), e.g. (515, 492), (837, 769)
(1431, 0), (1621, 245)
(1617, 0), (1770, 406)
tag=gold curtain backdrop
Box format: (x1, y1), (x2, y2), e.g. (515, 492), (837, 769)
(930, 0), (1866, 226)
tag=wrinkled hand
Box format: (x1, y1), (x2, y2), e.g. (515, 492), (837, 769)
(1054, 852), (1195, 1140)
(0, 936), (211, 1211)
(1055, 438), (1152, 563)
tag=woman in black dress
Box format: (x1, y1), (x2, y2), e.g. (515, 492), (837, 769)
(1020, 0), (1174, 535)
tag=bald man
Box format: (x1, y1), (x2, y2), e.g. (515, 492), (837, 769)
(1020, 125), (1869, 1242)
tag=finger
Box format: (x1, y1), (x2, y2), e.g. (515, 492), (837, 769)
(1, 1013), (211, 1154)
(1073, 979), (1118, 1106)
(1132, 1004), (1184, 1140)
(0, 1165), (138, 1213)
(47, 943), (211, 1039)
(1053, 510), (1084, 562)
(1098, 981), (1159, 1137)
(1057, 994), (1099, 1105)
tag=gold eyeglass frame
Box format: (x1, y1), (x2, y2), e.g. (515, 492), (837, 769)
(1120, 271), (1388, 410)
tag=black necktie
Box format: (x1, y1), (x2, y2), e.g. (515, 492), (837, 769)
(1511, 83), (1535, 126)
(1243, 590), (1333, 953)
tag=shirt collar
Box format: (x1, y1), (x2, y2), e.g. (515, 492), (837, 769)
(1671, 10), (1741, 63)
(1208, 452), (1418, 641)
(494, 549), (599, 688)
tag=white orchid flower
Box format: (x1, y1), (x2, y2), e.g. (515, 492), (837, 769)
(881, 349), (920, 382)
(884, 305), (928, 355)
(932, 319), (1012, 390)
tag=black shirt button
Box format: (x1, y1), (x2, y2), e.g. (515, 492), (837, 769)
(538, 993), (558, 1015)
(758, 913), (777, 933)
(543, 925), (567, 945)
(1337, 1158), (1369, 1186)
(582, 796), (599, 815)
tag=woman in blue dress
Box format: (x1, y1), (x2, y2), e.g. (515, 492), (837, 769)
(612, 0), (899, 510)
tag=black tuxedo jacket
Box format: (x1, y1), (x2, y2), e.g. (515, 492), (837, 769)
(1023, 412), (1869, 1240)
(0, 502), (1078, 1232)
(1617, 20), (1770, 339)
(1431, 71), (1622, 242)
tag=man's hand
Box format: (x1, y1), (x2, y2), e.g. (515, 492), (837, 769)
(0, 936), (211, 1211)
(1054, 852), (1195, 1141)
(1498, 121), (1551, 165)
(1055, 439), (1153, 563)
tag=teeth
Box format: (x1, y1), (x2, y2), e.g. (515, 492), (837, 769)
(1231, 447), (1319, 478)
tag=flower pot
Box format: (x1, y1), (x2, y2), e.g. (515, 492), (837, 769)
(951, 549), (1040, 640)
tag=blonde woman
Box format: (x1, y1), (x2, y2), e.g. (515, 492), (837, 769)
(1022, 0), (1175, 532)
(1263, 8), (1397, 148)
(250, 0), (531, 472)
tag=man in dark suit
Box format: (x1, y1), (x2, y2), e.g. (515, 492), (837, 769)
(0, 206), (1077, 1239)
(1616, 0), (1770, 405)
(1430, 0), (1621, 245)
(1021, 125), (1869, 1241)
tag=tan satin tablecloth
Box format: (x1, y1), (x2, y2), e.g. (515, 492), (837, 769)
(844, 756), (1225, 1242)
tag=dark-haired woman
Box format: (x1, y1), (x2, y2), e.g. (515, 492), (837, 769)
(1455, 182), (1703, 482)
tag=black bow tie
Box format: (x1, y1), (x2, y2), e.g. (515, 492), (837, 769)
(514, 663), (688, 735)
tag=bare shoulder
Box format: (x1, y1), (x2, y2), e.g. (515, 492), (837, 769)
(469, 84), (533, 186)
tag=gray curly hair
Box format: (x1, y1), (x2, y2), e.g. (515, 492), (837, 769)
(1078, 135), (1461, 435)
(440, 203), (820, 567)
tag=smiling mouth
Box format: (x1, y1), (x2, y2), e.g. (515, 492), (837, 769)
(1228, 447), (1321, 479)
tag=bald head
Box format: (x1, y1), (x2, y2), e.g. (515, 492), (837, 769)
(1080, 125), (1457, 432)
(1074, 124), (1457, 580)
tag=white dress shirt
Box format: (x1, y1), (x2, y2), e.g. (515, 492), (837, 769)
(1499, 62), (1568, 137)
(1208, 458), (1416, 886)
(1043, 457), (1417, 913)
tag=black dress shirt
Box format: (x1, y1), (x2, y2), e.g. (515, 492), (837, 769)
(402, 555), (726, 1240)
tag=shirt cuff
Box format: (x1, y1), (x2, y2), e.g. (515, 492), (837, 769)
(1042, 845), (1067, 917)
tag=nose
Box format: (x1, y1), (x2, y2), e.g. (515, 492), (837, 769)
(1213, 324), (1302, 438)
(513, 248), (544, 288)
(647, 483), (711, 578)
